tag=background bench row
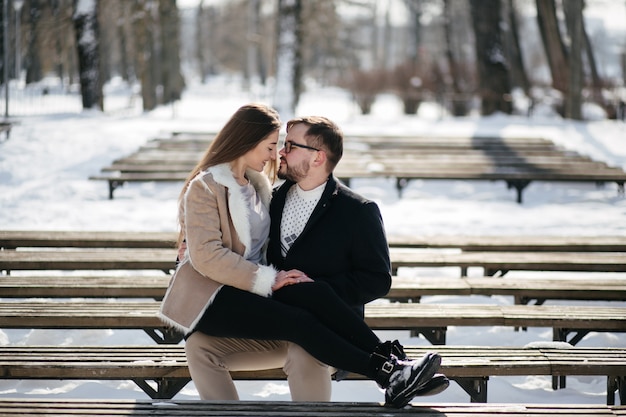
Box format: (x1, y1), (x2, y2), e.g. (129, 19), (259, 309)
(88, 132), (626, 202)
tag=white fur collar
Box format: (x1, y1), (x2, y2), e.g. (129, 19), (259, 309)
(205, 163), (272, 258)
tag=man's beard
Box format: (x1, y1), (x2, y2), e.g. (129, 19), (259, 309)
(278, 159), (310, 182)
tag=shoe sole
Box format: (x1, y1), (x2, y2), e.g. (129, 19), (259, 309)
(412, 373), (449, 397)
(386, 352), (441, 408)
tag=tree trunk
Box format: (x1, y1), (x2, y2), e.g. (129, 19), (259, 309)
(580, 5), (603, 104)
(159, 0), (184, 104)
(563, 0), (583, 120)
(470, 0), (512, 115)
(73, 0), (103, 110)
(536, 0), (569, 93)
(244, 0), (261, 88)
(443, 0), (468, 116)
(25, 0), (43, 84)
(132, 0), (157, 111)
(403, 0), (421, 65)
(117, 1), (132, 82)
(273, 0), (302, 119)
(505, 0), (530, 96)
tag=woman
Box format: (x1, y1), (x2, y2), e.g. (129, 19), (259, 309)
(159, 103), (442, 408)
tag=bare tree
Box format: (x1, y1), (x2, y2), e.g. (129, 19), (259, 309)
(563, 0), (583, 120)
(73, 0), (103, 109)
(469, 0), (512, 115)
(132, 0), (157, 111)
(117, 0), (134, 82)
(25, 0), (43, 84)
(273, 0), (303, 118)
(159, 0), (185, 104)
(504, 0), (530, 97)
(536, 0), (568, 93)
(443, 0), (471, 116)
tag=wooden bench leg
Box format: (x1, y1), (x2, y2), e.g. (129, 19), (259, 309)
(144, 327), (184, 344)
(453, 377), (488, 403)
(617, 181), (625, 196)
(133, 377), (191, 399)
(553, 328), (589, 346)
(552, 328), (591, 391)
(396, 178), (409, 197)
(506, 179), (531, 204)
(412, 327), (447, 345)
(607, 375), (625, 405)
(108, 180), (126, 200)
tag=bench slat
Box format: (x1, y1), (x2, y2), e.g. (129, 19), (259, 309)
(3, 230), (626, 252)
(3, 248), (626, 274)
(1, 345), (624, 378)
(1, 302), (624, 337)
(0, 399), (619, 417)
(3, 275), (625, 303)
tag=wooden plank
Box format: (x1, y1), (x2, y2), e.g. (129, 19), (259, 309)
(2, 302), (623, 334)
(2, 248), (625, 274)
(386, 235), (626, 252)
(3, 275), (626, 304)
(0, 230), (176, 249)
(389, 277), (626, 302)
(0, 275), (170, 298)
(3, 345), (625, 379)
(389, 250), (626, 273)
(0, 399), (618, 417)
(0, 248), (177, 271)
(3, 230), (626, 252)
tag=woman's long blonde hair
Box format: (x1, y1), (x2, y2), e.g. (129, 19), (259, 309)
(177, 103), (281, 247)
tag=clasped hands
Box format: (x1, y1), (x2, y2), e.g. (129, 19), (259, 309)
(272, 269), (314, 291)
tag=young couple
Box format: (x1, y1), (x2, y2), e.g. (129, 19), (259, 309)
(159, 103), (448, 408)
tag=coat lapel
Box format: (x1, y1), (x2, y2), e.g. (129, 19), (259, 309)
(207, 164), (272, 259)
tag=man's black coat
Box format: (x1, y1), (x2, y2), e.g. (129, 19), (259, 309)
(267, 175), (392, 316)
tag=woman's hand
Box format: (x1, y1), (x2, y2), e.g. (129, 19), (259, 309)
(272, 269), (314, 291)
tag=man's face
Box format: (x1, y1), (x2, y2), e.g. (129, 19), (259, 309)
(278, 123), (318, 182)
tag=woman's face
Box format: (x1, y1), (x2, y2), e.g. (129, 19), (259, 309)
(245, 130), (279, 172)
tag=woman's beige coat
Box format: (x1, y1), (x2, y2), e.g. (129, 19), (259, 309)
(159, 163), (277, 335)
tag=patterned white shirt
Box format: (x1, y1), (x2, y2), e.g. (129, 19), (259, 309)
(280, 182), (326, 256)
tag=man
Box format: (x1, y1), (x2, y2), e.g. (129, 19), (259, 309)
(185, 116), (448, 403)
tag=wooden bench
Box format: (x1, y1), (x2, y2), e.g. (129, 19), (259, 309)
(4, 230), (626, 252)
(88, 133), (626, 201)
(0, 230), (177, 249)
(3, 247), (626, 276)
(0, 248), (177, 274)
(0, 301), (623, 346)
(1, 345), (624, 403)
(389, 249), (626, 276)
(0, 399), (621, 417)
(3, 275), (625, 307)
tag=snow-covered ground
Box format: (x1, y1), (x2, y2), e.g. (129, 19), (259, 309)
(0, 80), (625, 404)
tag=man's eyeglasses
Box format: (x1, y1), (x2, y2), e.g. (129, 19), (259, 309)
(284, 140), (320, 154)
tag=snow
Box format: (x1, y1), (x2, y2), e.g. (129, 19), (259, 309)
(1, 80), (625, 405)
